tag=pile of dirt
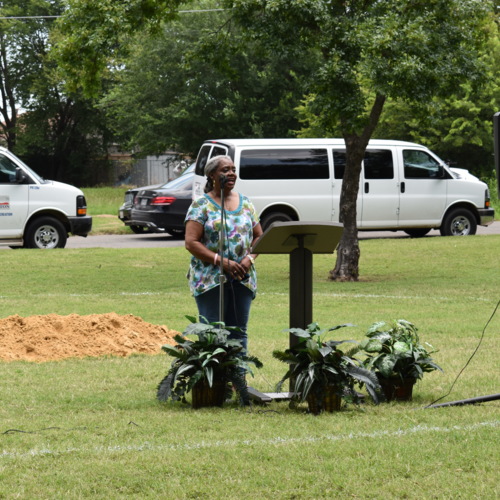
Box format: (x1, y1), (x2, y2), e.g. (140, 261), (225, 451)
(0, 313), (179, 362)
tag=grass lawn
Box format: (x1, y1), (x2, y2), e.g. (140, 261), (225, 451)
(0, 236), (498, 499)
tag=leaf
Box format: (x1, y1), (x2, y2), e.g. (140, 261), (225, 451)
(202, 357), (219, 368)
(319, 345), (333, 357)
(245, 355), (264, 369)
(328, 323), (355, 331)
(172, 363), (195, 385)
(379, 355), (397, 378)
(363, 339), (383, 353)
(301, 373), (315, 401)
(211, 347), (227, 356)
(393, 341), (411, 353)
(156, 373), (175, 401)
(205, 366), (214, 387)
(366, 321), (387, 336)
(161, 344), (183, 357)
(322, 365), (339, 377)
(288, 328), (311, 338)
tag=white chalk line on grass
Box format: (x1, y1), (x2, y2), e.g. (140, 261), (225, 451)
(0, 291), (493, 303)
(260, 292), (492, 303)
(2, 420), (498, 460)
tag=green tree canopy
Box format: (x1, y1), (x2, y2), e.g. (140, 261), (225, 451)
(100, 11), (316, 155)
(225, 0), (493, 280)
(375, 15), (500, 180)
(0, 0), (113, 183)
(52, 0), (185, 96)
(0, 0), (61, 150)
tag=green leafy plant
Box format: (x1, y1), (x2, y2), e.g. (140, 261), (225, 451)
(360, 319), (443, 381)
(157, 316), (263, 406)
(272, 322), (381, 412)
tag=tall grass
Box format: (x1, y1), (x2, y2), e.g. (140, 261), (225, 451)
(0, 237), (498, 498)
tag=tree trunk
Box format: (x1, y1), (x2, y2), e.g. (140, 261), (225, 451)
(329, 94), (386, 281)
(329, 137), (364, 281)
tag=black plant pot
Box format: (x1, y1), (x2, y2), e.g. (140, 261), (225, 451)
(191, 375), (226, 409)
(377, 375), (416, 402)
(306, 385), (342, 415)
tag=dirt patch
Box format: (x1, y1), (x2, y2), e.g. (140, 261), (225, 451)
(0, 313), (179, 362)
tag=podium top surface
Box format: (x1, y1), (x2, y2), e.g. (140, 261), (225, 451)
(252, 221), (343, 254)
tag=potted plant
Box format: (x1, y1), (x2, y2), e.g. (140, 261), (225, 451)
(360, 319), (443, 401)
(272, 322), (381, 414)
(157, 317), (263, 408)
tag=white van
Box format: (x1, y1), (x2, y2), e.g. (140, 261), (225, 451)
(192, 139), (494, 236)
(0, 147), (92, 248)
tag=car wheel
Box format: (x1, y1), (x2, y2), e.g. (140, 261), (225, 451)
(440, 208), (477, 236)
(25, 217), (67, 249)
(165, 228), (186, 239)
(129, 225), (153, 234)
(260, 212), (293, 231)
(404, 228), (431, 238)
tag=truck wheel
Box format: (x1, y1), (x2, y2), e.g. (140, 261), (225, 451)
(440, 208), (477, 236)
(260, 212), (293, 231)
(25, 217), (67, 249)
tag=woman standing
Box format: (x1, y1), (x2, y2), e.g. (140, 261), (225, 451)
(184, 155), (263, 353)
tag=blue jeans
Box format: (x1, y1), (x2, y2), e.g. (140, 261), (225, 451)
(195, 281), (253, 354)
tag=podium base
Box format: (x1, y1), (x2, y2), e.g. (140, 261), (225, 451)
(247, 387), (293, 403)
(246, 387), (367, 404)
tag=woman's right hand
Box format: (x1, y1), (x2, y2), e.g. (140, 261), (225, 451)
(221, 258), (247, 281)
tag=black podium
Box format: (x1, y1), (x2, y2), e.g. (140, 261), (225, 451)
(247, 221), (343, 402)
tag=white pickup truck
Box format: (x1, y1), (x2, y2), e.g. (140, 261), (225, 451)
(0, 147), (92, 249)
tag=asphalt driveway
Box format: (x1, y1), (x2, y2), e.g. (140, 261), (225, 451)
(63, 221), (500, 249)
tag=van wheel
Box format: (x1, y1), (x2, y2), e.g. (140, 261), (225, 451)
(25, 217), (67, 249)
(440, 208), (477, 236)
(261, 212), (293, 231)
(404, 228), (431, 238)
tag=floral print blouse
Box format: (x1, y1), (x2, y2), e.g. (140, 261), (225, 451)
(185, 193), (259, 297)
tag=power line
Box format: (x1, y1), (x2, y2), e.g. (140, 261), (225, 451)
(0, 9), (228, 20)
(0, 16), (59, 20)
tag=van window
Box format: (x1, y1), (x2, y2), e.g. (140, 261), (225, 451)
(239, 149), (329, 180)
(333, 149), (393, 179)
(364, 150), (394, 179)
(403, 150), (442, 178)
(333, 150), (346, 179)
(195, 145), (228, 176)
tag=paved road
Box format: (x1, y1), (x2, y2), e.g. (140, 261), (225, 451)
(63, 221), (500, 249)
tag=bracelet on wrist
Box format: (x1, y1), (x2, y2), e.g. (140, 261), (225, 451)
(247, 254), (255, 265)
(214, 254), (218, 266)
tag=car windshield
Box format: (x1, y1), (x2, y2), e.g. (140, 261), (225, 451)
(160, 167), (194, 189)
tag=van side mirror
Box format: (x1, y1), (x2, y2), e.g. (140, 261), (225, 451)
(15, 167), (28, 184)
(436, 165), (445, 179)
